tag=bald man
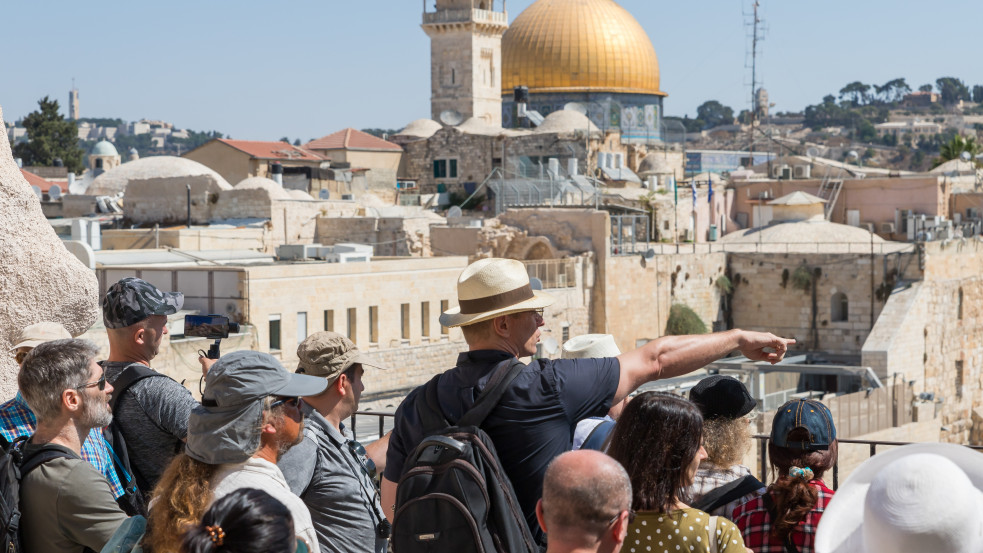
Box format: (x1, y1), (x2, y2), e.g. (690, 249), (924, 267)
(536, 450), (632, 553)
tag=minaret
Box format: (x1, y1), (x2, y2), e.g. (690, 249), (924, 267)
(69, 79), (80, 121)
(422, 0), (507, 126)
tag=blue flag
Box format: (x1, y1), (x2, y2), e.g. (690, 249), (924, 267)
(692, 180), (697, 208)
(708, 179), (714, 204)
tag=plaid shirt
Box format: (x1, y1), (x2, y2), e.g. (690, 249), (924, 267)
(687, 464), (764, 518)
(732, 480), (834, 553)
(0, 393), (125, 499)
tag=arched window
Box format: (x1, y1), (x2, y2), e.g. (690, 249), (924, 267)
(831, 292), (848, 322)
(95, 158), (103, 169)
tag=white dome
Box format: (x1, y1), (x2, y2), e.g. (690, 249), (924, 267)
(637, 153), (672, 176)
(397, 119), (442, 139)
(89, 156), (231, 196)
(286, 189), (313, 201)
(721, 220), (884, 244)
(91, 140), (119, 157)
(235, 177), (292, 200)
(533, 110), (600, 135)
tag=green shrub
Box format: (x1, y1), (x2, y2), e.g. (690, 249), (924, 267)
(666, 304), (708, 335)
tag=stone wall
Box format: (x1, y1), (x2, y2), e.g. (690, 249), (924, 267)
(315, 215), (439, 257)
(125, 174), (230, 225)
(101, 228), (268, 251)
(728, 250), (920, 354)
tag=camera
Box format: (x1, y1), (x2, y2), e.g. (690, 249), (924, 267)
(376, 519), (392, 539)
(185, 314), (240, 359)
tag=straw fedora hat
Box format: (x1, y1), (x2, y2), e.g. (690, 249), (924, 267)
(439, 258), (556, 327)
(815, 442), (983, 553)
(561, 334), (621, 359)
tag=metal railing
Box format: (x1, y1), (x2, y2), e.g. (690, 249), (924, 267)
(524, 258), (577, 289)
(636, 241), (916, 255)
(348, 410), (396, 443)
(422, 8), (507, 26)
(753, 435), (983, 490)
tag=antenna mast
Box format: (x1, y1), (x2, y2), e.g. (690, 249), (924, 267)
(744, 1), (765, 165)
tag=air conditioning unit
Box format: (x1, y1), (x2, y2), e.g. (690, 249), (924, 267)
(793, 165), (811, 179)
(880, 222), (896, 234)
(863, 222), (876, 233)
(771, 165), (783, 179)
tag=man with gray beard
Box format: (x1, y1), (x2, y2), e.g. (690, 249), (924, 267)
(18, 339), (129, 553)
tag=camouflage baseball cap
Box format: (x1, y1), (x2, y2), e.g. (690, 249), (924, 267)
(102, 277), (184, 329)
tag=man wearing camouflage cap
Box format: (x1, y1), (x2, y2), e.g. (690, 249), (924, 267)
(278, 331), (392, 553)
(100, 276), (196, 494)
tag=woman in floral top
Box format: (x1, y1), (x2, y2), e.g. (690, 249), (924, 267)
(607, 392), (750, 553)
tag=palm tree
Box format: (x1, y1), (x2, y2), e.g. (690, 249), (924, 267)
(933, 135), (980, 168)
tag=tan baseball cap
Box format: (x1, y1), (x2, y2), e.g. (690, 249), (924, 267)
(296, 331), (390, 383)
(10, 322), (73, 351)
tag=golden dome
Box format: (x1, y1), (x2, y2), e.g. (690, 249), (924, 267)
(502, 0), (665, 96)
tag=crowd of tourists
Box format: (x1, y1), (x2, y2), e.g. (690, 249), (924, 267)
(3, 258), (979, 553)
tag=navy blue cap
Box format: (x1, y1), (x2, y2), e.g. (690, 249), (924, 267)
(771, 398), (836, 451)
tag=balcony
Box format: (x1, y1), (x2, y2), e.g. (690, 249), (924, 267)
(422, 8), (507, 27)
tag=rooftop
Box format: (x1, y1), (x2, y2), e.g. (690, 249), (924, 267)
(216, 139), (323, 162)
(304, 128), (402, 152)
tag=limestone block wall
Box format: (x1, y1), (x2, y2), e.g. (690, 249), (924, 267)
(499, 208), (607, 255)
(728, 252), (916, 354)
(212, 188), (279, 220)
(0, 105), (101, 397)
(315, 216), (437, 257)
(602, 252), (726, 353)
(125, 174), (231, 225)
(101, 228), (268, 251)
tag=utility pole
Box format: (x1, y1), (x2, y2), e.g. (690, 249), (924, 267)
(745, 1), (765, 166)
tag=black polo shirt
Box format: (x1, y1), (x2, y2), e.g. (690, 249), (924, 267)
(385, 350), (620, 545)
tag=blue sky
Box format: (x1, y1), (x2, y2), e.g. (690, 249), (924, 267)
(3, 0), (981, 141)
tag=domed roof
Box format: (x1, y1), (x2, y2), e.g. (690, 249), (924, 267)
(88, 156), (231, 196)
(234, 177), (292, 200)
(397, 119), (442, 139)
(721, 220), (885, 245)
(502, 0), (665, 96)
(286, 189), (313, 201)
(91, 140), (119, 157)
(532, 109), (600, 135)
(637, 153), (672, 175)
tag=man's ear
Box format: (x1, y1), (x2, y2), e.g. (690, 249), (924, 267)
(260, 412), (278, 435)
(535, 499), (548, 533)
(133, 325), (146, 346)
(62, 388), (82, 414)
(492, 315), (511, 338)
(334, 373), (348, 394)
(610, 510), (630, 545)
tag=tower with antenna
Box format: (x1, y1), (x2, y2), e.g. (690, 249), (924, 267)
(744, 1), (766, 163)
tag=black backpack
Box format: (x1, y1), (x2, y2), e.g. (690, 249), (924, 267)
(392, 359), (538, 553)
(0, 436), (75, 553)
(103, 363), (166, 517)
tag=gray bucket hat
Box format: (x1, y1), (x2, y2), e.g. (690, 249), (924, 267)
(186, 350), (327, 464)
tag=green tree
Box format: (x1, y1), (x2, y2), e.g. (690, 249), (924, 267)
(919, 84), (934, 92)
(695, 100), (734, 129)
(839, 81), (871, 106)
(936, 77), (970, 105)
(665, 304), (707, 335)
(933, 134), (980, 168)
(856, 121), (877, 142)
(973, 85), (983, 103)
(13, 96), (84, 173)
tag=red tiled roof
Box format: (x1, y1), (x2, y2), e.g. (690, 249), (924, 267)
(217, 139), (323, 161)
(304, 128), (402, 152)
(20, 169), (63, 193)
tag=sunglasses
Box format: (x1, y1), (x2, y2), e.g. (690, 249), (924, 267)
(270, 396), (302, 409)
(76, 374), (107, 391)
(347, 439), (378, 480)
(606, 508), (637, 527)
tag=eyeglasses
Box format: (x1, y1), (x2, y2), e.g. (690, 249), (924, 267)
(270, 396), (301, 409)
(347, 439), (378, 480)
(76, 374), (107, 391)
(606, 509), (637, 527)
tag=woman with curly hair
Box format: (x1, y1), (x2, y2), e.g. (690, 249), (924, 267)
(181, 488), (305, 553)
(145, 453), (220, 553)
(607, 391), (750, 553)
(732, 398), (838, 553)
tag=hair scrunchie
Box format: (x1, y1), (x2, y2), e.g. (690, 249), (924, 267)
(788, 466), (814, 480)
(205, 525), (226, 546)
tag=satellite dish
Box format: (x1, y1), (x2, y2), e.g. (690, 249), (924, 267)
(439, 109), (464, 126)
(447, 205), (463, 218)
(564, 102), (588, 115)
(806, 147), (820, 158)
(529, 277), (543, 291)
(319, 189), (330, 199)
(847, 150), (859, 160)
(542, 337), (559, 355)
(641, 248), (656, 261)
(960, 151), (972, 162)
(30, 185), (42, 200)
(48, 186), (62, 200)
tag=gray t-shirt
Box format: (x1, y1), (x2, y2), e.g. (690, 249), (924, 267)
(101, 361), (199, 492)
(20, 443), (128, 553)
(279, 407), (387, 553)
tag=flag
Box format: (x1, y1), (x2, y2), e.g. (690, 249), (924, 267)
(708, 178), (714, 204)
(692, 179), (697, 208)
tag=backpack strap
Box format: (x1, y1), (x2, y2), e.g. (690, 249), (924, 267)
(762, 492), (800, 553)
(19, 445), (75, 477)
(105, 363), (162, 499)
(108, 364), (160, 413)
(458, 358), (525, 428)
(692, 474), (765, 514)
(580, 419), (616, 451)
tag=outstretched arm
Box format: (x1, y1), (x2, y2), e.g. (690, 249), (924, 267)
(614, 329), (793, 403)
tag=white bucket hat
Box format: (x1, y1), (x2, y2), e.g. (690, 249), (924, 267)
(815, 442), (983, 553)
(561, 334), (621, 359)
(439, 258), (555, 327)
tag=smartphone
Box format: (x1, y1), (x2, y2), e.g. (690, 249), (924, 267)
(184, 314), (240, 339)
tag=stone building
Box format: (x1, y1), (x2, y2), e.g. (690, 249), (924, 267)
(183, 139), (326, 193)
(88, 140), (121, 176)
(302, 128), (403, 201)
(87, 155), (231, 197)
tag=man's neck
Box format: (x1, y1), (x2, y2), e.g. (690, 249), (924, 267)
(466, 337), (522, 358)
(31, 419), (90, 455)
(106, 344), (152, 366)
(253, 442), (280, 464)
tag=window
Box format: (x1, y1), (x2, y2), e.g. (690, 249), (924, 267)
(297, 312), (307, 344)
(433, 159), (458, 179)
(831, 292), (849, 322)
(369, 306), (379, 343)
(421, 301), (431, 337)
(400, 303), (410, 340)
(347, 308), (357, 344)
(324, 309), (334, 332)
(440, 300), (449, 335)
(958, 288), (964, 320)
(956, 360), (965, 399)
(268, 314), (281, 351)
(561, 325), (570, 344)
